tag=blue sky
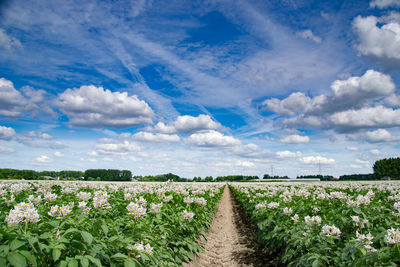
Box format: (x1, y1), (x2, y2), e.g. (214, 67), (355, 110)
(0, 0), (400, 178)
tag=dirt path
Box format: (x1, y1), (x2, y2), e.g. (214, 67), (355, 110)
(184, 185), (273, 267)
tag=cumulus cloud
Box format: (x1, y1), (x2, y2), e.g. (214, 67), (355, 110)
(153, 114), (223, 134)
(297, 29), (322, 43)
(266, 70), (395, 119)
(300, 156), (335, 164)
(0, 78), (49, 117)
(364, 128), (397, 142)
(276, 150), (302, 158)
(0, 146), (14, 153)
(280, 135), (310, 144)
(132, 132), (180, 142)
(57, 85), (154, 128)
(328, 106), (400, 129)
(267, 70), (399, 132)
(185, 130), (241, 147)
(95, 139), (140, 156)
(0, 125), (16, 140)
(355, 159), (370, 165)
(370, 0), (400, 8)
(353, 15), (400, 65)
(263, 92), (312, 115)
(35, 155), (52, 163)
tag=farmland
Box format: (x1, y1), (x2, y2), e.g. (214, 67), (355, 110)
(0, 180), (224, 266)
(1, 180), (400, 266)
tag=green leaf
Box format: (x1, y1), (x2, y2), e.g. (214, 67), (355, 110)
(10, 239), (25, 251)
(52, 248), (61, 261)
(67, 259), (78, 267)
(124, 258), (141, 267)
(81, 231), (93, 245)
(111, 253), (128, 260)
(19, 250), (37, 266)
(86, 255), (102, 267)
(8, 252), (27, 267)
(101, 225), (109, 235)
(80, 257), (89, 267)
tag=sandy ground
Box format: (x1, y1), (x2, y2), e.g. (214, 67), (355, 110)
(184, 185), (274, 267)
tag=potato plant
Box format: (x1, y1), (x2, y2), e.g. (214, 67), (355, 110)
(0, 181), (224, 266)
(230, 181), (400, 266)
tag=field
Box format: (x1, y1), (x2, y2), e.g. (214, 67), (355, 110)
(1, 180), (400, 266)
(0, 181), (224, 266)
(231, 181), (400, 266)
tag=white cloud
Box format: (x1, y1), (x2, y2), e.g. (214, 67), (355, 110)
(0, 125), (16, 140)
(329, 106), (400, 128)
(153, 114), (223, 134)
(353, 15), (400, 62)
(370, 149), (381, 155)
(0, 78), (49, 117)
(54, 151), (64, 157)
(0, 29), (22, 50)
(370, 0), (400, 8)
(57, 85), (154, 128)
(300, 156), (335, 164)
(35, 155), (52, 163)
(266, 70), (395, 127)
(365, 128), (396, 142)
(263, 92), (312, 115)
(0, 146), (14, 153)
(280, 135), (310, 144)
(355, 159), (370, 165)
(331, 70), (395, 101)
(346, 146), (359, 151)
(297, 29), (322, 43)
(276, 150), (302, 158)
(185, 130), (241, 147)
(95, 140), (140, 156)
(132, 132), (180, 142)
(24, 131), (53, 140)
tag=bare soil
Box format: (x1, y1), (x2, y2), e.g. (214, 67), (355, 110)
(184, 185), (278, 267)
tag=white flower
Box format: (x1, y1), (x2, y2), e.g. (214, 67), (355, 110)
(149, 203), (162, 214)
(5, 202), (39, 227)
(322, 225), (341, 237)
(255, 202), (266, 210)
(126, 202), (147, 219)
(283, 207), (293, 216)
(385, 228), (400, 244)
(305, 215), (321, 227)
(292, 214), (299, 222)
(182, 210), (194, 221)
(194, 197), (207, 206)
(184, 197), (194, 205)
(44, 192), (57, 202)
(356, 231), (376, 252)
(76, 192), (92, 201)
(267, 202), (280, 209)
(163, 195), (173, 202)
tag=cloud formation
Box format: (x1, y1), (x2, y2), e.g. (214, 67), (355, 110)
(370, 0), (400, 9)
(132, 132), (180, 142)
(152, 114), (223, 134)
(185, 130), (241, 147)
(280, 135), (310, 144)
(0, 125), (16, 140)
(353, 15), (400, 66)
(57, 85), (154, 128)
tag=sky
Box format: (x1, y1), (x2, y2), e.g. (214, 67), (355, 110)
(0, 0), (399, 178)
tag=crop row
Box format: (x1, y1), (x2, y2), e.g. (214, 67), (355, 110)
(0, 181), (224, 266)
(230, 181), (400, 266)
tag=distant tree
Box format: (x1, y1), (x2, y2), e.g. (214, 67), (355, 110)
(373, 157), (400, 179)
